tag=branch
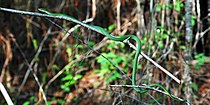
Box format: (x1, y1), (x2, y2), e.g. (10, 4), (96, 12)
(110, 84), (191, 105)
(0, 82), (14, 105)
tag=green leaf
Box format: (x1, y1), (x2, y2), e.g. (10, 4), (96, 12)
(87, 41), (95, 47)
(97, 55), (108, 64)
(61, 85), (70, 92)
(163, 33), (168, 39)
(75, 54), (80, 59)
(66, 47), (72, 54)
(155, 5), (162, 11)
(106, 71), (121, 83)
(62, 75), (73, 81)
(58, 99), (66, 104)
(42, 72), (47, 83)
(63, 81), (75, 87)
(77, 44), (83, 49)
(175, 4), (181, 11)
(119, 42), (125, 48)
(195, 65), (201, 70)
(158, 41), (164, 49)
(23, 102), (30, 105)
(47, 101), (52, 105)
(98, 69), (110, 77)
(65, 65), (72, 70)
(188, 82), (198, 91)
(115, 57), (123, 64)
(168, 4), (173, 9)
(191, 16), (196, 27)
(174, 0), (184, 11)
(195, 53), (204, 59)
(108, 24), (116, 32)
(52, 64), (60, 70)
(74, 74), (82, 80)
(179, 45), (186, 50)
(29, 96), (35, 101)
(69, 80), (76, 85)
(32, 39), (38, 50)
(107, 52), (116, 58)
(107, 42), (116, 49)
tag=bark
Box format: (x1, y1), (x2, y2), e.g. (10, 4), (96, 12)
(183, 0), (193, 102)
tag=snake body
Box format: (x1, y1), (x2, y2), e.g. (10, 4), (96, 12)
(38, 9), (187, 103)
(38, 8), (145, 93)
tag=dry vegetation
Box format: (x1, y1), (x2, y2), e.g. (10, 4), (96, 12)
(0, 0), (209, 105)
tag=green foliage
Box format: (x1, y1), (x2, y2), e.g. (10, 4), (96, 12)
(155, 4), (163, 12)
(60, 69), (82, 92)
(191, 15), (196, 27)
(52, 64), (60, 71)
(77, 44), (84, 49)
(155, 26), (169, 49)
(47, 97), (66, 105)
(108, 24), (116, 32)
(188, 82), (198, 91)
(57, 99), (66, 104)
(179, 45), (186, 50)
(66, 47), (72, 55)
(42, 72), (47, 83)
(23, 96), (35, 105)
(59, 45), (84, 92)
(95, 41), (132, 83)
(87, 41), (95, 47)
(158, 41), (164, 49)
(174, 0), (184, 11)
(155, 0), (184, 12)
(194, 53), (209, 70)
(32, 39), (38, 50)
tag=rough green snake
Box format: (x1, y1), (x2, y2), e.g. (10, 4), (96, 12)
(38, 8), (187, 103)
(38, 8), (145, 93)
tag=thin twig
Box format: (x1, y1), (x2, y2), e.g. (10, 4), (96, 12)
(9, 33), (48, 105)
(46, 18), (93, 71)
(0, 82), (14, 105)
(142, 52), (180, 83)
(123, 39), (181, 84)
(18, 27), (52, 95)
(193, 27), (210, 49)
(110, 84), (190, 105)
(116, 0), (121, 33)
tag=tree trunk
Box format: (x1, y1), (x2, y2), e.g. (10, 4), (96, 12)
(183, 0), (193, 102)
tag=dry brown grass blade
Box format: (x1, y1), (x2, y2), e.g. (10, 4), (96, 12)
(0, 33), (12, 83)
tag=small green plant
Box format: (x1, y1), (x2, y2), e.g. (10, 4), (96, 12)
(59, 45), (83, 92)
(188, 82), (198, 92)
(191, 15), (196, 27)
(95, 41), (136, 83)
(57, 99), (66, 104)
(155, 0), (184, 12)
(174, 0), (184, 11)
(194, 53), (209, 70)
(23, 96), (35, 105)
(32, 39), (38, 50)
(96, 52), (121, 83)
(60, 67), (82, 92)
(155, 26), (169, 49)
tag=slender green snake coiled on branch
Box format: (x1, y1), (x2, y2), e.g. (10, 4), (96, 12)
(38, 8), (187, 102)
